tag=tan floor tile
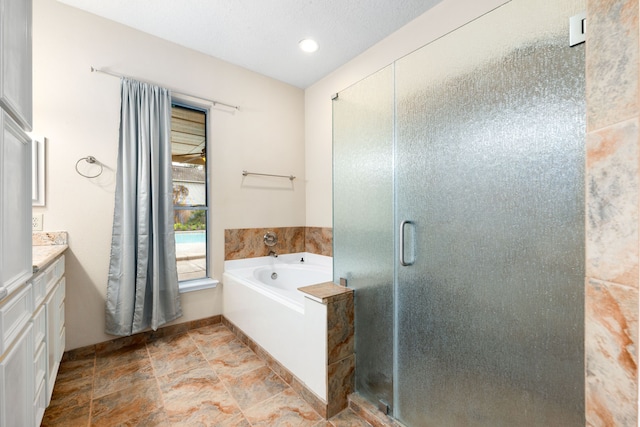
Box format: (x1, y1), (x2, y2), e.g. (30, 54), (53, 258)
(93, 356), (155, 399)
(55, 356), (95, 384)
(158, 365), (241, 425)
(91, 379), (162, 426)
(190, 324), (247, 359)
(119, 407), (171, 426)
(147, 331), (196, 354)
(223, 365), (289, 410)
(218, 413), (252, 427)
(209, 344), (266, 380)
(147, 332), (208, 376)
(95, 342), (150, 372)
(244, 388), (322, 426)
(41, 401), (91, 427)
(44, 321), (375, 427)
(49, 375), (93, 407)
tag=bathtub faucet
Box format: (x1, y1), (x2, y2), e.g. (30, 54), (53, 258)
(269, 250), (278, 258)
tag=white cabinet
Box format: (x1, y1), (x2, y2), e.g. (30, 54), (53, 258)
(0, 283), (32, 355)
(0, 288), (34, 427)
(32, 305), (46, 423)
(0, 0), (32, 130)
(32, 253), (65, 417)
(0, 253), (65, 427)
(44, 273), (65, 404)
(0, 111), (31, 295)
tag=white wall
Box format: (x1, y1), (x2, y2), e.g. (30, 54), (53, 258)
(304, 0), (510, 227)
(32, 0), (305, 349)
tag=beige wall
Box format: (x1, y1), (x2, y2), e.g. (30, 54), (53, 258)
(32, 0), (305, 349)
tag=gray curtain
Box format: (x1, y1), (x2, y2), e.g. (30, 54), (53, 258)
(105, 77), (182, 336)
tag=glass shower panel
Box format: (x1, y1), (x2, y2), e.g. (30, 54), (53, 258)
(395, 0), (585, 425)
(333, 66), (394, 408)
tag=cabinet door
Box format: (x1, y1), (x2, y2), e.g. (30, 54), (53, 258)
(0, 0), (32, 131)
(45, 280), (63, 404)
(0, 323), (34, 427)
(0, 112), (31, 294)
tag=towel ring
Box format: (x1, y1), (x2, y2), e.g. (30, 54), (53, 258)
(75, 156), (103, 178)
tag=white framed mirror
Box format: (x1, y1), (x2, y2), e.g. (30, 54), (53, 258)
(31, 135), (45, 206)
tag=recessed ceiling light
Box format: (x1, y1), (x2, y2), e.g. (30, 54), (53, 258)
(299, 38), (319, 53)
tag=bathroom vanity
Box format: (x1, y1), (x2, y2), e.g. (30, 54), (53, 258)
(0, 238), (67, 427)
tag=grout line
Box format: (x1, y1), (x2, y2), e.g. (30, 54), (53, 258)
(145, 341), (169, 423)
(186, 324), (257, 425)
(209, 327), (254, 425)
(87, 351), (96, 427)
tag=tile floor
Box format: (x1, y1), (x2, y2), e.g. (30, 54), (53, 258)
(41, 323), (372, 426)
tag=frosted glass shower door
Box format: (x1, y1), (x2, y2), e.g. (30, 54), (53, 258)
(333, 66), (394, 408)
(394, 0), (585, 425)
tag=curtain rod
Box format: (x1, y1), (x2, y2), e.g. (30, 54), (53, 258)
(90, 66), (240, 111)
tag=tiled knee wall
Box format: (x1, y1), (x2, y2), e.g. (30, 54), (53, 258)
(325, 291), (355, 417)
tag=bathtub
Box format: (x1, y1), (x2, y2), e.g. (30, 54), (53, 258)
(222, 252), (332, 399)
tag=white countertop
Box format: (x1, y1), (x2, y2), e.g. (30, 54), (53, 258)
(33, 244), (68, 273)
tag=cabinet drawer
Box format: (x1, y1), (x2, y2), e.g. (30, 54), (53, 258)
(58, 276), (65, 301)
(31, 272), (46, 308)
(34, 376), (46, 427)
(58, 327), (65, 360)
(45, 257), (65, 295)
(32, 304), (45, 345)
(0, 283), (32, 354)
(58, 302), (65, 334)
(34, 340), (46, 386)
(54, 255), (65, 280)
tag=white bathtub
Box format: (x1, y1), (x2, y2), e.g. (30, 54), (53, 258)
(222, 252), (332, 399)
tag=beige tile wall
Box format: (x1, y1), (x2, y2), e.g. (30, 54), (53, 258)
(224, 227), (332, 260)
(585, 0), (639, 425)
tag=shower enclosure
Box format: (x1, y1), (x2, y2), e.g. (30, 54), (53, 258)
(333, 0), (585, 425)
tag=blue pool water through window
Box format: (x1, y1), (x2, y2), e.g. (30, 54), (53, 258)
(175, 231), (206, 244)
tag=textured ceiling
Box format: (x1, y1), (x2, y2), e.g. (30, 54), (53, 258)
(56, 0), (444, 88)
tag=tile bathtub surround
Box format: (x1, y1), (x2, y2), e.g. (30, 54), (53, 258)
(299, 283), (355, 418)
(305, 226), (333, 257)
(32, 230), (68, 245)
(44, 318), (374, 426)
(225, 227), (305, 259)
(585, 0), (640, 425)
(225, 226), (332, 259)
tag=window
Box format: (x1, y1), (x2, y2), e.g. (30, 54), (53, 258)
(171, 104), (209, 285)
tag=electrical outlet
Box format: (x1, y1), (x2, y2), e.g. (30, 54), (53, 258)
(32, 214), (43, 231)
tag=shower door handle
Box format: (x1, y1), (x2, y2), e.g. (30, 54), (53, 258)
(400, 220), (415, 266)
